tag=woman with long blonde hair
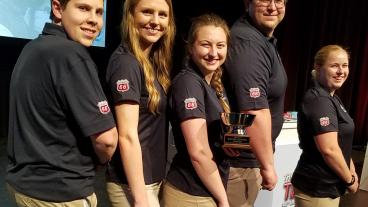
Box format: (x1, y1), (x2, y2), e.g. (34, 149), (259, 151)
(104, 0), (175, 206)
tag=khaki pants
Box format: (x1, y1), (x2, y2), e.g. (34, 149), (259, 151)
(161, 181), (217, 207)
(6, 183), (97, 207)
(106, 181), (161, 207)
(226, 167), (262, 207)
(294, 187), (340, 207)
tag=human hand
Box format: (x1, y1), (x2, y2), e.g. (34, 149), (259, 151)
(347, 180), (359, 193)
(260, 167), (277, 191)
(347, 173), (359, 193)
(352, 171), (359, 186)
(222, 147), (241, 157)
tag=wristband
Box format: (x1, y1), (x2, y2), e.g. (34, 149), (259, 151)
(345, 174), (355, 186)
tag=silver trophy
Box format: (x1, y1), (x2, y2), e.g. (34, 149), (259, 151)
(220, 112), (255, 149)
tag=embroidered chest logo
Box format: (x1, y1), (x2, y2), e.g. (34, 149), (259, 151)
(319, 117), (330, 127)
(249, 87), (261, 98)
(184, 98), (197, 110)
(98, 101), (110, 114)
(116, 79), (130, 92)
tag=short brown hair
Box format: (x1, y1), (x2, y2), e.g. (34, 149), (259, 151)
(49, 0), (71, 21)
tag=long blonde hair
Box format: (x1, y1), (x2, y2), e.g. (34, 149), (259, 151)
(187, 13), (230, 113)
(121, 0), (176, 113)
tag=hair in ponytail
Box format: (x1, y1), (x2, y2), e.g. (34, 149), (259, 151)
(312, 45), (350, 81)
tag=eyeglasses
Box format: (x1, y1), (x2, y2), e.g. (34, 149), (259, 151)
(256, 0), (286, 9)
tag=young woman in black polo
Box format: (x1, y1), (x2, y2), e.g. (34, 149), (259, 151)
(104, 0), (176, 206)
(292, 45), (359, 207)
(161, 14), (231, 207)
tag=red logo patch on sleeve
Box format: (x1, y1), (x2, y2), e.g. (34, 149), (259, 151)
(116, 79), (130, 92)
(249, 87), (261, 98)
(319, 117), (330, 127)
(184, 98), (197, 110)
(98, 101), (110, 114)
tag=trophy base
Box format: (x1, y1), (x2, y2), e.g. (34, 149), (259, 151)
(223, 143), (251, 149)
(223, 134), (250, 149)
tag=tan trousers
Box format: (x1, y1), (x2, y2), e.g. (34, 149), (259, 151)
(226, 167), (262, 207)
(294, 187), (340, 207)
(106, 181), (161, 207)
(6, 183), (97, 207)
(161, 181), (217, 207)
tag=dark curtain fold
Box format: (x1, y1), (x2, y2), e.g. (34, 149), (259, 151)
(353, 36), (368, 146)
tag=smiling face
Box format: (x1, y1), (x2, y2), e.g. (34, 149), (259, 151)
(316, 50), (349, 94)
(52, 0), (104, 47)
(189, 25), (228, 82)
(247, 0), (286, 37)
(133, 0), (169, 51)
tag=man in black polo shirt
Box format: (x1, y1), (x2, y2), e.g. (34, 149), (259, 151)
(224, 0), (288, 206)
(6, 0), (117, 206)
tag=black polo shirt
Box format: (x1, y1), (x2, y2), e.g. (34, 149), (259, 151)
(291, 83), (354, 198)
(224, 15), (288, 167)
(105, 43), (168, 185)
(166, 59), (229, 197)
(6, 23), (115, 202)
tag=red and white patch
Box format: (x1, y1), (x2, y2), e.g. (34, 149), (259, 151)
(249, 87), (261, 98)
(319, 117), (330, 127)
(184, 98), (197, 110)
(98, 100), (110, 114)
(116, 79), (130, 92)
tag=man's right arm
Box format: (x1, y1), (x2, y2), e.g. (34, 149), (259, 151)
(225, 32), (277, 190)
(90, 127), (118, 164)
(243, 108), (277, 190)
